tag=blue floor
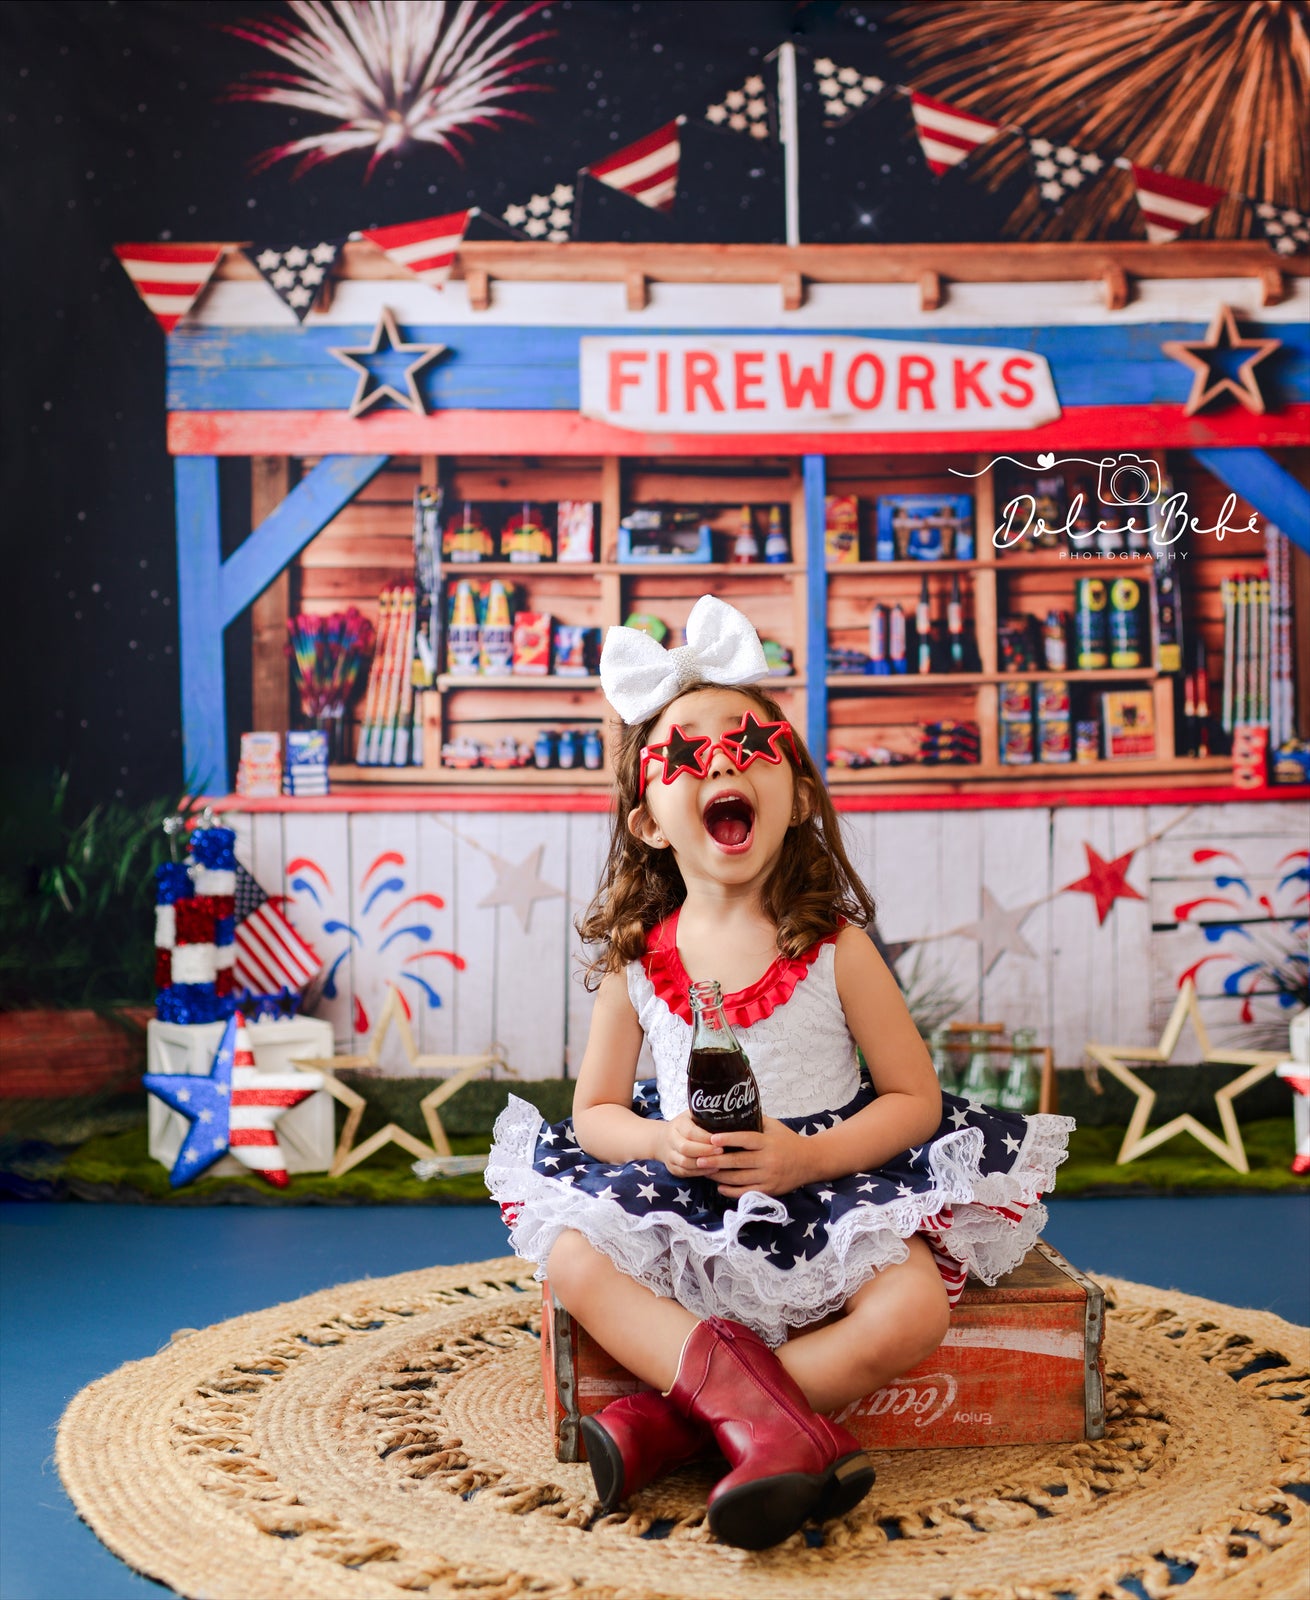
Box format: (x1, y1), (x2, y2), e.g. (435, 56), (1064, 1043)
(3, 1196), (1307, 1600)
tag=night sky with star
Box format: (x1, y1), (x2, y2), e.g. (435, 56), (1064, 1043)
(2, 0), (1021, 817)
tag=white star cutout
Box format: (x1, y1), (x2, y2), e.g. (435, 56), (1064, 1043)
(551, 183), (574, 204)
(744, 76), (764, 94)
(1034, 158), (1057, 179)
(301, 263), (324, 286)
(749, 123), (768, 139)
(524, 217), (547, 238)
(271, 266), (295, 288)
(1029, 138), (1052, 157)
(1080, 152), (1103, 172)
(283, 245), (308, 268)
(548, 208), (571, 229)
(310, 241), (336, 263)
(724, 89), (745, 109)
(747, 98), (766, 118)
(503, 203), (527, 226)
(198, 1108), (212, 1123)
(1003, 1133), (1022, 1154)
(527, 193), (551, 216)
(256, 249), (281, 270)
(837, 66), (859, 84)
(1063, 167), (1085, 188)
(729, 113), (747, 130)
(815, 57), (835, 75)
(287, 285), (312, 307)
(1055, 146), (1078, 164)
(844, 87), (866, 107)
(1042, 181), (1065, 201)
(706, 103), (727, 124)
(176, 1088), (190, 1103)
(949, 1105), (972, 1129)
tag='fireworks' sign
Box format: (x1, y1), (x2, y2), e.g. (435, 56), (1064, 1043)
(579, 336), (1060, 433)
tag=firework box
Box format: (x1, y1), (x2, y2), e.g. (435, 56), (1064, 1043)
(145, 1017), (336, 1176)
(541, 1242), (1104, 1461)
(1101, 689), (1156, 759)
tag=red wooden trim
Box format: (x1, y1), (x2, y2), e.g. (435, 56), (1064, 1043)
(167, 404), (1310, 457)
(204, 784), (1307, 815)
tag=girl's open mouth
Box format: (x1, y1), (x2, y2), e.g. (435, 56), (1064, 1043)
(702, 792), (755, 852)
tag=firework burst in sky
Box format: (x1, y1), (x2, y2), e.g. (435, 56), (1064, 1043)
(887, 0), (1310, 240)
(227, 0), (553, 178)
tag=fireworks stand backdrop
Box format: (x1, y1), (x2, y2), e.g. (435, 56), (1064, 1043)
(3, 0), (1308, 1119)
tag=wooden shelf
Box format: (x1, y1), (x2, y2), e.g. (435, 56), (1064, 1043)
(828, 672), (987, 688)
(329, 763), (611, 786)
(827, 755), (1233, 785)
(610, 562), (801, 576)
(437, 673), (603, 690)
(826, 560), (979, 575)
(993, 552), (1156, 571)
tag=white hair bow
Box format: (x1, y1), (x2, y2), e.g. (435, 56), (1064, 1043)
(599, 594), (770, 724)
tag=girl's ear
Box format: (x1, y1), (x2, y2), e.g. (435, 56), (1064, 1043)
(791, 776), (818, 828)
(628, 803), (668, 849)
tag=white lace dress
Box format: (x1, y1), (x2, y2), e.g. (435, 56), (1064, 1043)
(486, 915), (1074, 1345)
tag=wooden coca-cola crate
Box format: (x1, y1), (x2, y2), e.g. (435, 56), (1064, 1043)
(541, 1240), (1104, 1461)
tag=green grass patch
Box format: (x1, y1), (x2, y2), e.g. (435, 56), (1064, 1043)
(1054, 1118), (1309, 1195)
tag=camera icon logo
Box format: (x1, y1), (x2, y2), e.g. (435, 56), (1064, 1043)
(1098, 453), (1161, 506)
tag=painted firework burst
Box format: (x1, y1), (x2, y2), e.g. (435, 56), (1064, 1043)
(887, 0), (1310, 240)
(227, 0), (552, 177)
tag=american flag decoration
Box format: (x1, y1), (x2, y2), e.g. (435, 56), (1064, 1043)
(358, 210), (471, 288)
(909, 92), (1005, 177)
(1252, 200), (1310, 257)
(502, 183), (574, 241)
(1129, 163), (1226, 243)
(1026, 137), (1106, 210)
(113, 243), (225, 332)
(142, 1010), (323, 1189)
(243, 238), (343, 321)
(232, 862), (322, 997)
(812, 57), (885, 126)
(704, 73), (772, 140)
(584, 119), (683, 212)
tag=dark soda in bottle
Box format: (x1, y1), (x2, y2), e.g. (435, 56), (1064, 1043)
(686, 980), (763, 1137)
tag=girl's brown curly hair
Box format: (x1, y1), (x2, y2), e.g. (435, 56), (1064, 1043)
(577, 681), (877, 989)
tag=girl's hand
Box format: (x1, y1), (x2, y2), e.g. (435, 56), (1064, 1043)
(658, 1112), (721, 1179)
(708, 1118), (812, 1198)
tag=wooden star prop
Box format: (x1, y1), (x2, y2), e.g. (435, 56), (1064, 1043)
(1160, 304), (1281, 417)
(1086, 979), (1283, 1172)
(476, 843), (565, 934)
(292, 986), (509, 1176)
(1061, 843), (1146, 926)
(328, 307), (446, 418)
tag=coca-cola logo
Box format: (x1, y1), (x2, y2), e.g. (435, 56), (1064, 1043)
(689, 1081), (759, 1116)
(833, 1372), (958, 1430)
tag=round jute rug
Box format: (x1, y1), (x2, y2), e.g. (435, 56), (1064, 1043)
(57, 1256), (1308, 1600)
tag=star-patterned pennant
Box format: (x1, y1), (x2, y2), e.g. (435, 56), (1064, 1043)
(1252, 200), (1310, 257)
(812, 57), (885, 126)
(502, 183), (575, 241)
(704, 72), (774, 140)
(243, 238), (343, 322)
(1025, 137), (1106, 211)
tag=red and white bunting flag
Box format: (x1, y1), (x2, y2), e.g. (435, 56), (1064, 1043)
(227, 1011), (322, 1187)
(359, 210), (470, 288)
(1129, 164), (1226, 243)
(585, 120), (682, 212)
(909, 92), (1004, 177)
(113, 243), (225, 332)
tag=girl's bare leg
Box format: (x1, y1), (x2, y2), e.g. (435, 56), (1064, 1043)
(547, 1229), (696, 1391)
(777, 1236), (951, 1414)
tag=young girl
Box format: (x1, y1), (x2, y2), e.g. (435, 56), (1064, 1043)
(487, 595), (1073, 1551)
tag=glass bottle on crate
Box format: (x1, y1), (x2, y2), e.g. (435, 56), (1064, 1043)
(999, 1026), (1041, 1114)
(686, 981), (763, 1140)
(929, 1027), (957, 1094)
(960, 1029), (999, 1107)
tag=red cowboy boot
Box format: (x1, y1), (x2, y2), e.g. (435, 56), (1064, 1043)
(666, 1316), (875, 1550)
(579, 1389), (713, 1515)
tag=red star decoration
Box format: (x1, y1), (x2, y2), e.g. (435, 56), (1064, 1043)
(720, 711), (797, 770)
(1061, 844), (1146, 926)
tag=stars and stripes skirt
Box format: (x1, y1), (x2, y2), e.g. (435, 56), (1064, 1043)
(486, 1085), (1075, 1346)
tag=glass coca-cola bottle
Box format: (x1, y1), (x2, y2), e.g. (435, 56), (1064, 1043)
(686, 980), (763, 1138)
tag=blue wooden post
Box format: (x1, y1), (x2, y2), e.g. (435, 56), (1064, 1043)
(174, 457), (226, 794)
(1190, 448), (1310, 555)
(802, 455), (828, 772)
(174, 453), (391, 793)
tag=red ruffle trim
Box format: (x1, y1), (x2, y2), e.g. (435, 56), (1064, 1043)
(641, 910), (839, 1028)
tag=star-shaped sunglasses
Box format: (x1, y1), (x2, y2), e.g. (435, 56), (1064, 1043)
(639, 711), (798, 795)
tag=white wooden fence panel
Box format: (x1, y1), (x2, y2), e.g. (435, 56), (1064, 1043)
(448, 812), (502, 1063)
(413, 815), (459, 1058)
(978, 808), (1050, 1039)
(1149, 877), (1294, 924)
(874, 811), (982, 1024)
(247, 812), (285, 899)
(489, 810), (570, 1079)
(344, 810), (419, 1067)
(281, 810), (352, 1050)
(1152, 836), (1309, 882)
(565, 810), (610, 1078)
(1149, 802), (1306, 840)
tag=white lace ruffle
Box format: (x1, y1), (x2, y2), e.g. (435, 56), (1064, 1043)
(485, 1095), (1075, 1347)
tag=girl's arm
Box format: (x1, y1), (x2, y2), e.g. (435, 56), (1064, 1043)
(571, 971), (718, 1173)
(709, 927), (941, 1197)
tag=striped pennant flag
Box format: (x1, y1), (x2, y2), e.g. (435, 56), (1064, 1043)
(909, 92), (1005, 177)
(584, 119), (683, 212)
(1129, 164), (1226, 243)
(113, 243), (225, 332)
(232, 863), (322, 996)
(227, 1011), (322, 1188)
(359, 210), (470, 288)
